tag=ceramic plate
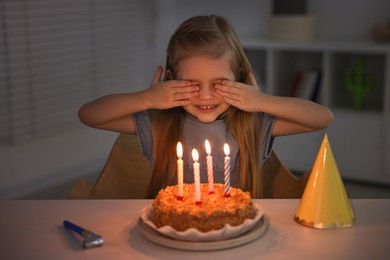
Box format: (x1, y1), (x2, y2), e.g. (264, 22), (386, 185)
(138, 214), (268, 251)
(138, 203), (268, 250)
(140, 203), (264, 242)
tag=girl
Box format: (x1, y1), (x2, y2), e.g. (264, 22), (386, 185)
(78, 15), (333, 198)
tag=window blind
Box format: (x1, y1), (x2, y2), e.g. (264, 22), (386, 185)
(0, 0), (152, 145)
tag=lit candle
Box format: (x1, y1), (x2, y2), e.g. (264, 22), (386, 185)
(192, 148), (201, 204)
(205, 139), (214, 194)
(224, 143), (231, 197)
(176, 142), (184, 200)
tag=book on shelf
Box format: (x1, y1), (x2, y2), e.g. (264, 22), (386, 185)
(290, 69), (322, 102)
(290, 70), (303, 97)
(310, 70), (322, 102)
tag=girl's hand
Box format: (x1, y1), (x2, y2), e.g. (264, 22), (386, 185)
(145, 66), (199, 109)
(214, 71), (264, 112)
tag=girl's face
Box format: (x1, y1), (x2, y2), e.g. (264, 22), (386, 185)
(175, 53), (235, 123)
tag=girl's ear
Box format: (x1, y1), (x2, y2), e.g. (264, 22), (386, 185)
(166, 69), (173, 80)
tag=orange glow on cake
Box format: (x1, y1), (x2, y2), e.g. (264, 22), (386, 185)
(152, 183), (257, 232)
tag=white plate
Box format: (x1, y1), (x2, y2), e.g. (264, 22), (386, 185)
(140, 203), (264, 242)
(138, 204), (268, 251)
(138, 216), (268, 251)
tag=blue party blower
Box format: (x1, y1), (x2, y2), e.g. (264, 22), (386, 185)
(63, 220), (104, 249)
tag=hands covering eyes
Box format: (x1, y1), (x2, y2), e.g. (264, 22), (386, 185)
(148, 66), (262, 112)
(214, 71), (264, 112)
(147, 66), (199, 109)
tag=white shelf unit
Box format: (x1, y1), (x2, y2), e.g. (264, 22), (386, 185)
(242, 38), (390, 184)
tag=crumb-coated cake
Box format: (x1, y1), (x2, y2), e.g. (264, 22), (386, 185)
(151, 183), (257, 232)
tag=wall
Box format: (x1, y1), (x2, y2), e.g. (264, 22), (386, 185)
(2, 0), (389, 198)
(310, 0), (390, 41)
(0, 0), (152, 199)
(0, 128), (118, 198)
(153, 0), (390, 53)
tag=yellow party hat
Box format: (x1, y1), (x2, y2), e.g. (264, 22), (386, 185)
(295, 134), (355, 229)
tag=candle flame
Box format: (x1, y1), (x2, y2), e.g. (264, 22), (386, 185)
(176, 142), (183, 158)
(224, 143), (230, 156)
(192, 148), (199, 162)
(205, 139), (211, 155)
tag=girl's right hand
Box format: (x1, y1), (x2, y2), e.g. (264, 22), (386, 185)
(144, 66), (199, 109)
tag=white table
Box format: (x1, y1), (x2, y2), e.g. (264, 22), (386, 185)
(0, 199), (388, 259)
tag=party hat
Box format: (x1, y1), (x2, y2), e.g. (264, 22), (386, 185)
(295, 134), (355, 229)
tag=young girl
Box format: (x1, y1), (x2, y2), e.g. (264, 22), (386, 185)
(78, 15), (333, 198)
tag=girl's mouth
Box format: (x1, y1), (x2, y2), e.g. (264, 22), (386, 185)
(197, 105), (217, 110)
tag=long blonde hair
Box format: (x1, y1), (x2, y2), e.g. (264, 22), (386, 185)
(146, 15), (263, 198)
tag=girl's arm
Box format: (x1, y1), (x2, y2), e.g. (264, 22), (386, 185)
(215, 72), (334, 136)
(252, 94), (334, 136)
(78, 66), (198, 133)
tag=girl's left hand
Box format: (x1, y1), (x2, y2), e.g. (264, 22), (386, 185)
(214, 71), (264, 112)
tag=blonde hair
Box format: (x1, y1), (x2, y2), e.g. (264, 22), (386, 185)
(146, 15), (263, 198)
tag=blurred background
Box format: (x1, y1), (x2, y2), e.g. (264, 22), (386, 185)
(1, 0), (390, 199)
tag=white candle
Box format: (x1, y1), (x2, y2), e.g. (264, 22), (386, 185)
(192, 148), (201, 204)
(224, 143), (231, 197)
(205, 139), (214, 194)
(176, 142), (184, 200)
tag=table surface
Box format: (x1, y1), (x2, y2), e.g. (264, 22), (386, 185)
(0, 199), (388, 260)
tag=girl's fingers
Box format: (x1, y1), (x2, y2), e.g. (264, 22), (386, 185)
(216, 81), (242, 95)
(220, 80), (240, 88)
(219, 72), (258, 89)
(151, 66), (163, 84)
(170, 80), (194, 88)
(174, 91), (198, 100)
(248, 71), (258, 86)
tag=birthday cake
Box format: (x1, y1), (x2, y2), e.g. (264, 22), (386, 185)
(151, 183), (257, 232)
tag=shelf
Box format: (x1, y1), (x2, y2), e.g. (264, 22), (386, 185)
(244, 49), (266, 87)
(272, 50), (323, 97)
(328, 53), (386, 112)
(243, 38), (389, 113)
(242, 37), (390, 184)
(242, 37), (390, 53)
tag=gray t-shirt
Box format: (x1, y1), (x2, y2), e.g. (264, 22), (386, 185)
(133, 110), (275, 187)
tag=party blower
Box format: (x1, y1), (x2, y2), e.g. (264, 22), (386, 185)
(63, 220), (104, 249)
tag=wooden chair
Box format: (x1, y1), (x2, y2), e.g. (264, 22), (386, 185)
(68, 134), (152, 199)
(68, 133), (310, 199)
(261, 151), (310, 198)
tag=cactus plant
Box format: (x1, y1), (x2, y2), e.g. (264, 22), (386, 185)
(345, 56), (373, 110)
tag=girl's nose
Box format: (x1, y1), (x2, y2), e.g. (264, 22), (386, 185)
(198, 84), (214, 100)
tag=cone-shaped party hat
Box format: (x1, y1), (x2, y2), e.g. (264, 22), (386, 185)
(295, 134), (354, 229)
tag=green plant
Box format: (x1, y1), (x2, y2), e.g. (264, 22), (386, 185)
(345, 57), (373, 110)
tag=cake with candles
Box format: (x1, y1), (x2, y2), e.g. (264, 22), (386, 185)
(151, 183), (257, 232)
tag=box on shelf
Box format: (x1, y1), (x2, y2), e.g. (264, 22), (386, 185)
(267, 14), (315, 42)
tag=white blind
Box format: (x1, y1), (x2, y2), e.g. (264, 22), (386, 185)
(0, 0), (152, 145)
